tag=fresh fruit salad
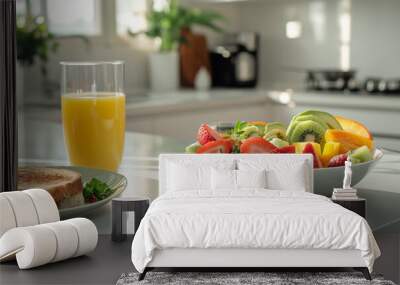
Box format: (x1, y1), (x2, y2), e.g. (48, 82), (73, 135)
(185, 110), (375, 168)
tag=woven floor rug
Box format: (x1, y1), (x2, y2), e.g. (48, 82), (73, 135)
(116, 271), (396, 285)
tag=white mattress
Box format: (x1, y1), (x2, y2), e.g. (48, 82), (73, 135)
(131, 190), (380, 273)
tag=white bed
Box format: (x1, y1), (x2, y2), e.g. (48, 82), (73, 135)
(131, 154), (380, 280)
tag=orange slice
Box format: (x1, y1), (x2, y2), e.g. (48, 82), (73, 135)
(335, 116), (373, 140)
(325, 129), (373, 153)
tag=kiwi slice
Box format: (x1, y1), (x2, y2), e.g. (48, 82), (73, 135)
(293, 110), (342, 130)
(288, 120), (327, 143)
(240, 125), (260, 139)
(264, 122), (287, 140)
(350, 145), (373, 163)
(264, 129), (287, 140)
(269, 138), (289, 148)
(292, 115), (330, 129)
(265, 122), (286, 133)
(185, 142), (201, 153)
(252, 124), (266, 134)
(286, 115), (328, 141)
(287, 110), (342, 143)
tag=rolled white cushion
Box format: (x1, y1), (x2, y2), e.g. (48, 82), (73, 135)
(0, 196), (17, 237)
(0, 189), (59, 239)
(0, 226), (57, 269)
(0, 218), (98, 269)
(65, 218), (98, 257)
(0, 192), (39, 227)
(42, 221), (79, 263)
(24, 189), (59, 224)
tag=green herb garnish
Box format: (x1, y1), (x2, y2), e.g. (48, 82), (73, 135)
(83, 178), (113, 202)
(233, 120), (248, 135)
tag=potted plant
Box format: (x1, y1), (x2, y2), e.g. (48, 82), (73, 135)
(17, 16), (58, 75)
(16, 10), (58, 106)
(132, 0), (224, 92)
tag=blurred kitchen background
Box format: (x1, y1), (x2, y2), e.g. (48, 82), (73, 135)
(17, 0), (400, 150)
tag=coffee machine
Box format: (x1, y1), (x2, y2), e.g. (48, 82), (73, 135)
(210, 32), (259, 88)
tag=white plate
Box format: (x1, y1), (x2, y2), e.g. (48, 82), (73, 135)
(55, 166), (127, 218)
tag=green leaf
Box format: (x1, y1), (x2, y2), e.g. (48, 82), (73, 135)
(16, 15), (59, 73)
(83, 178), (113, 201)
(233, 120), (248, 134)
(129, 0), (225, 52)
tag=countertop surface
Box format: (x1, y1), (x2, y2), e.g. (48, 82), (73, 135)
(121, 89), (400, 115)
(17, 118), (400, 235)
(125, 89), (284, 116)
(289, 90), (400, 112)
(23, 89), (400, 119)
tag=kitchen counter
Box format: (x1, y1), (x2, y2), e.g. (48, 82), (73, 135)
(23, 88), (400, 118)
(22, 89), (287, 119)
(124, 89), (289, 117)
(288, 90), (400, 112)
(17, 118), (400, 235)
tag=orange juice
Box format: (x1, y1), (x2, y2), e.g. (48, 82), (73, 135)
(61, 92), (125, 171)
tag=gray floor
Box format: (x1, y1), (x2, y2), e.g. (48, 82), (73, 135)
(0, 235), (134, 285)
(1, 234), (398, 285)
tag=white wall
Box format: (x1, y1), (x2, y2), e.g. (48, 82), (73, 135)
(23, 0), (400, 102)
(233, 0), (343, 89)
(234, 0), (400, 88)
(351, 0), (400, 79)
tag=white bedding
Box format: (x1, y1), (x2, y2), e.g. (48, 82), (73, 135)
(131, 190), (380, 273)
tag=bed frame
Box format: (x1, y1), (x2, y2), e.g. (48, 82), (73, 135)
(139, 249), (371, 280)
(138, 154), (372, 281)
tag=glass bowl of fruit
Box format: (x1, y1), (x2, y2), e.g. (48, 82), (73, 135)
(185, 110), (383, 196)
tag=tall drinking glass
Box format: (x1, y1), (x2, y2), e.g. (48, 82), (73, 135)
(61, 61), (125, 172)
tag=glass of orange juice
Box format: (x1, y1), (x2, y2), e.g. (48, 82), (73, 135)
(61, 61), (125, 172)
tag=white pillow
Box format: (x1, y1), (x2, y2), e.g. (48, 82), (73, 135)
(237, 157), (309, 192)
(167, 160), (235, 191)
(211, 169), (267, 191)
(167, 163), (208, 191)
(266, 164), (307, 191)
(236, 169), (267, 189)
(211, 168), (236, 190)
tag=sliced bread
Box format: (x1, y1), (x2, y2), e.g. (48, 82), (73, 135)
(18, 167), (84, 208)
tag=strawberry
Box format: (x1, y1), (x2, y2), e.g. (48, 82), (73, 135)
(273, 145), (296, 153)
(86, 194), (97, 203)
(328, 153), (348, 167)
(197, 124), (222, 145)
(303, 143), (323, 168)
(196, 139), (233, 153)
(240, 137), (277, 153)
